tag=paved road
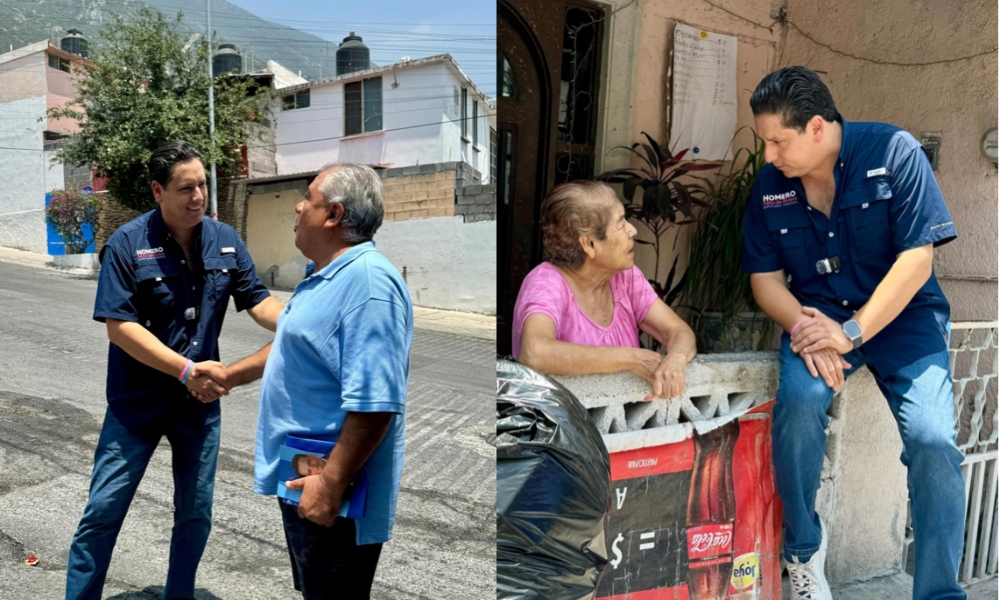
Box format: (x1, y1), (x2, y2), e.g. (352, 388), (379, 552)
(0, 261), (495, 599)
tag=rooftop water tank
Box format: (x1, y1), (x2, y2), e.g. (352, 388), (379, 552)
(213, 43), (242, 76)
(60, 28), (88, 58)
(336, 32), (370, 76)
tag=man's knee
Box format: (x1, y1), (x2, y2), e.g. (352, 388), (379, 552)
(775, 371), (834, 421)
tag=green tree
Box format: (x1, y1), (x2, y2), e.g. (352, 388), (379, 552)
(49, 8), (269, 212)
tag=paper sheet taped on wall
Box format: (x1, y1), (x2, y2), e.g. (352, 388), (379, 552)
(669, 23), (738, 161)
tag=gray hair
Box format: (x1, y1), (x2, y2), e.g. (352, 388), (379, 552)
(315, 163), (384, 242)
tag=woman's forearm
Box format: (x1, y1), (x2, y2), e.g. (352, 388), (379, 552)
(520, 339), (641, 376)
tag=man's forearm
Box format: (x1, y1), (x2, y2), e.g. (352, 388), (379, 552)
(248, 296), (284, 332)
(107, 319), (188, 378)
(750, 273), (807, 332)
(854, 245), (933, 342)
(521, 340), (640, 375)
(320, 412), (394, 490)
(227, 342), (273, 387)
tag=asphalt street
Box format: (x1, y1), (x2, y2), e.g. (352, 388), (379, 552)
(0, 260), (495, 599)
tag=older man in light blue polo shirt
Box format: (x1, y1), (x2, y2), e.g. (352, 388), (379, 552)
(243, 163), (412, 600)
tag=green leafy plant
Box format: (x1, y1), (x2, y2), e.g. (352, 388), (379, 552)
(683, 128), (773, 350)
(48, 7), (270, 212)
(45, 187), (101, 254)
(597, 132), (720, 304)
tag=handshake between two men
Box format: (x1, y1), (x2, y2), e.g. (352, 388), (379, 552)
(185, 361), (233, 403)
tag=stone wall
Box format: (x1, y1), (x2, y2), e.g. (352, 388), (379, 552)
(455, 184), (496, 223)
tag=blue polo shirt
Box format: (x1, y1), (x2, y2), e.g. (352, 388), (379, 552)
(742, 119), (957, 375)
(254, 241), (413, 545)
(94, 208), (270, 433)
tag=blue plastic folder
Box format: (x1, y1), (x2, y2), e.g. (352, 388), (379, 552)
(276, 434), (369, 519)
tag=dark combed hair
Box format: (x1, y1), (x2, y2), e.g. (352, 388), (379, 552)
(750, 66), (840, 132)
(147, 141), (204, 188)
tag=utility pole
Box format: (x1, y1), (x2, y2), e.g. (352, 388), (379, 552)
(206, 0), (218, 220)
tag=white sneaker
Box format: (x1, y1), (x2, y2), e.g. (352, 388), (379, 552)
(786, 519), (832, 599)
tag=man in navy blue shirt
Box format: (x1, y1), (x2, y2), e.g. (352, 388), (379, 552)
(742, 67), (965, 600)
(65, 141), (284, 600)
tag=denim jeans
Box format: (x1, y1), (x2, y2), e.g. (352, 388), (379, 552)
(65, 407), (221, 600)
(772, 334), (966, 600)
(279, 500), (383, 600)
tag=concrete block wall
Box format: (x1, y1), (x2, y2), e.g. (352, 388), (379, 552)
(381, 170), (456, 221)
(379, 161), (483, 222)
(552, 356), (909, 586)
(455, 184), (496, 223)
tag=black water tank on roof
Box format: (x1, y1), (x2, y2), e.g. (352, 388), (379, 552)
(213, 43), (242, 76)
(60, 28), (88, 58)
(336, 32), (370, 76)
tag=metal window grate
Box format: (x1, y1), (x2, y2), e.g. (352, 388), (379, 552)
(902, 322), (999, 585)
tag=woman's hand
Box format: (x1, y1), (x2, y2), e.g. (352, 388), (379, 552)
(630, 349), (687, 401)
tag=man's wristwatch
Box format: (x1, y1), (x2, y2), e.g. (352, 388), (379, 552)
(842, 320), (863, 350)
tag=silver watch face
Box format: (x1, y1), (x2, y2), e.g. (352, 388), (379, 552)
(843, 320), (862, 341)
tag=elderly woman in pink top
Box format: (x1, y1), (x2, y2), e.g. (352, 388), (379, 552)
(513, 180), (697, 401)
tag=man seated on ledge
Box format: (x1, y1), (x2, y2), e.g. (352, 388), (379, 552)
(512, 180), (697, 401)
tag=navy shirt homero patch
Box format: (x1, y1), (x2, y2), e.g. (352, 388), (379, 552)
(742, 118), (957, 376)
(94, 207), (270, 433)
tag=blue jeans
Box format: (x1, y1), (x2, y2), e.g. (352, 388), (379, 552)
(773, 335), (966, 600)
(65, 408), (221, 600)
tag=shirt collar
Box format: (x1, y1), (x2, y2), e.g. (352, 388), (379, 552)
(313, 241), (377, 280)
(149, 206), (204, 256)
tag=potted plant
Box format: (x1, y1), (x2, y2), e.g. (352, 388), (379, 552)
(682, 128), (775, 352)
(597, 132), (720, 350)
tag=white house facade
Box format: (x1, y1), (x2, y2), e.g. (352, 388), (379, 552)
(274, 54), (492, 182)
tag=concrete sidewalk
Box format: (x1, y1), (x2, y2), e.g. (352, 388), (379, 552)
(0, 245), (495, 341)
(782, 571), (998, 599)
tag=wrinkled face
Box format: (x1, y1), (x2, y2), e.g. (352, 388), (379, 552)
(755, 113), (825, 179)
(294, 171), (334, 256)
(587, 196), (637, 272)
(152, 159), (207, 230)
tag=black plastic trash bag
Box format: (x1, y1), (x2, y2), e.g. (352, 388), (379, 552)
(496, 358), (612, 600)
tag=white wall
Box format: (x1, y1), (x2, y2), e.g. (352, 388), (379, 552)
(275, 60), (492, 180)
(374, 215), (496, 314)
(0, 95), (47, 253)
(276, 62), (451, 173)
(441, 62), (491, 182)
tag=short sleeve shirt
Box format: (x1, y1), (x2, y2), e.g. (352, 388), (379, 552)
(254, 242), (413, 545)
(742, 119), (956, 375)
(94, 208), (270, 433)
(511, 262), (659, 360)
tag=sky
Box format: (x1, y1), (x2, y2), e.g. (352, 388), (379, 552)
(225, 0), (496, 96)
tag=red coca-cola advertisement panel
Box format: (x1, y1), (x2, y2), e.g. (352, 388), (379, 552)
(595, 401), (782, 600)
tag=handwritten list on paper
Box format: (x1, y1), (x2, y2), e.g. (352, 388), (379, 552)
(668, 23), (738, 161)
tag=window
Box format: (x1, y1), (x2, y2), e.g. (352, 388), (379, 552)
(472, 100), (479, 148)
(344, 76), (383, 136)
(47, 54), (70, 73)
(282, 90), (310, 111)
(499, 50), (518, 99)
(461, 88), (468, 139)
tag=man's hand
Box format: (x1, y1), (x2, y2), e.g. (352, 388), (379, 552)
(801, 347), (852, 392)
(284, 474), (344, 527)
(186, 361), (231, 403)
(791, 307), (853, 355)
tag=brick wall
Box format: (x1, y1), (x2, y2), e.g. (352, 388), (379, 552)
(94, 191), (141, 253)
(455, 184), (496, 223)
